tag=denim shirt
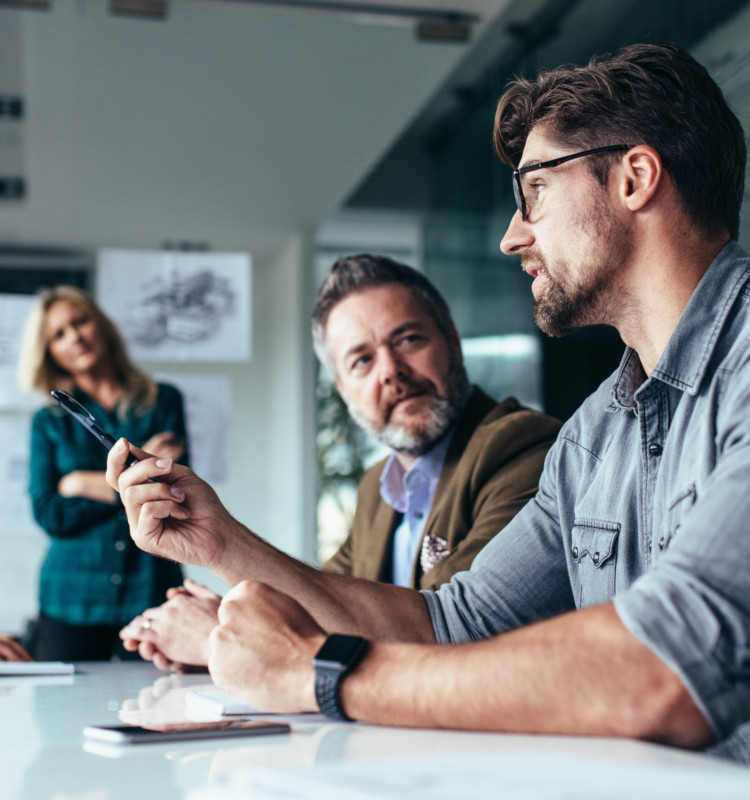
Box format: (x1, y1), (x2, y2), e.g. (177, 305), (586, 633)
(424, 241), (750, 741)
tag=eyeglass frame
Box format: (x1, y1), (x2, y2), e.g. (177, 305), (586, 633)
(512, 144), (634, 221)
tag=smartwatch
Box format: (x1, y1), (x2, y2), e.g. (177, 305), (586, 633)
(312, 634), (368, 721)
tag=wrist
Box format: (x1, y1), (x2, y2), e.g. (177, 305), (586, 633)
(206, 518), (250, 580)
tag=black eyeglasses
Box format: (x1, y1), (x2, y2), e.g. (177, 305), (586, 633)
(512, 144), (633, 221)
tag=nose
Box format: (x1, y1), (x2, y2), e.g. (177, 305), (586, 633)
(500, 210), (534, 256)
(377, 346), (408, 384)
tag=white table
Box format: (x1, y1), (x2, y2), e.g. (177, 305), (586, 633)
(2, 661), (750, 799)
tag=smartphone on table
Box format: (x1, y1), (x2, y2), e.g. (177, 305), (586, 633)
(83, 719), (290, 745)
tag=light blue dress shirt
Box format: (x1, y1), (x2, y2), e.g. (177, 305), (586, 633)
(424, 241), (750, 743)
(379, 431), (454, 586)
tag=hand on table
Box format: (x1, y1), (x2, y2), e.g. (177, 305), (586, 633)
(120, 579), (220, 672)
(0, 635), (32, 662)
(209, 581), (326, 714)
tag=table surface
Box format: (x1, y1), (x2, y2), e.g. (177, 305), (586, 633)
(3, 661), (750, 799)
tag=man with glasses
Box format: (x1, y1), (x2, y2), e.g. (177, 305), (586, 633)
(108, 42), (750, 749)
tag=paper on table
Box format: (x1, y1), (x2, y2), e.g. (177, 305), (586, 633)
(184, 689), (338, 727)
(0, 661), (74, 676)
(185, 690), (259, 716)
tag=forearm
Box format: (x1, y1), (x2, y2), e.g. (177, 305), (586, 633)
(219, 527), (435, 642)
(340, 604), (713, 747)
(58, 471), (117, 504)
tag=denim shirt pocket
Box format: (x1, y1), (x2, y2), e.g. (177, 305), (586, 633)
(570, 520), (620, 608)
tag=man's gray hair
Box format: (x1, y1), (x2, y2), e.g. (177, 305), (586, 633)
(312, 253), (455, 376)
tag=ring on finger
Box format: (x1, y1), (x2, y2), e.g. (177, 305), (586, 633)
(142, 618), (154, 630)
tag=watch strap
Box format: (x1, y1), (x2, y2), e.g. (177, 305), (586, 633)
(312, 635), (368, 722)
(314, 667), (352, 721)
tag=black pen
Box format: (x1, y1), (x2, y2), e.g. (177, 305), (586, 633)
(51, 389), (141, 469)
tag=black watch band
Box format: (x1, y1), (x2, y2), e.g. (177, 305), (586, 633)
(312, 634), (368, 722)
(314, 667), (351, 721)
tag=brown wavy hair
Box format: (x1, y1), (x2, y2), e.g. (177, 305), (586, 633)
(494, 42), (745, 240)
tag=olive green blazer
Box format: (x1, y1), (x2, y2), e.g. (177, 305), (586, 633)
(323, 386), (561, 590)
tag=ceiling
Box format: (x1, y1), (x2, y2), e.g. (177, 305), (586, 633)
(348, 0), (750, 211)
(0, 0), (516, 264)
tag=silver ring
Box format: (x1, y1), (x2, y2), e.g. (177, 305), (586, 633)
(142, 618), (153, 630)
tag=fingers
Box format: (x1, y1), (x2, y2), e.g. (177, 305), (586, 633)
(0, 637), (33, 662)
(118, 483), (190, 544)
(151, 651), (177, 672)
(120, 608), (164, 644)
(106, 438), (178, 493)
(184, 578), (221, 601)
(137, 639), (174, 671)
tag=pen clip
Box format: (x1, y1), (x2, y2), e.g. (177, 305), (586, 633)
(51, 389), (145, 472)
(51, 389), (96, 424)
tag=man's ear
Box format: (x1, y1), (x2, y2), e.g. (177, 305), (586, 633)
(619, 145), (662, 212)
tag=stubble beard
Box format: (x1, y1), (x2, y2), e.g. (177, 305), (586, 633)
(529, 196), (633, 338)
(345, 346), (471, 458)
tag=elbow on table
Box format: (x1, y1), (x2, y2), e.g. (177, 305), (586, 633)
(618, 671), (715, 749)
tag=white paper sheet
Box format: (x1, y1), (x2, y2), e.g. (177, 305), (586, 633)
(0, 293), (37, 410)
(96, 249), (251, 362)
(155, 373), (231, 483)
(0, 416), (41, 536)
(0, 661), (73, 676)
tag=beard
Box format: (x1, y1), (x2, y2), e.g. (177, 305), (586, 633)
(345, 345), (471, 458)
(527, 197), (633, 338)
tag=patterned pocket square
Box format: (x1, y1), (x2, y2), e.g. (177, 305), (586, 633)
(420, 534), (450, 574)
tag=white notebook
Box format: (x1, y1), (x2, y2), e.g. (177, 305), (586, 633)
(0, 661), (74, 676)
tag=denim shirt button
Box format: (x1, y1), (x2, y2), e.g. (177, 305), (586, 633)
(572, 546), (579, 559)
(649, 443), (663, 456)
(658, 536), (666, 550)
(593, 552), (600, 565)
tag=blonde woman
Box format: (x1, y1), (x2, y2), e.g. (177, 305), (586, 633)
(19, 286), (189, 661)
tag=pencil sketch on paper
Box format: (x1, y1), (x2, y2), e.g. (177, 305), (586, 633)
(96, 250), (252, 362)
(129, 270), (235, 348)
(0, 293), (40, 410)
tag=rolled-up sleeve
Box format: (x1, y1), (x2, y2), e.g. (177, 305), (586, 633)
(616, 444), (750, 739)
(423, 441), (576, 644)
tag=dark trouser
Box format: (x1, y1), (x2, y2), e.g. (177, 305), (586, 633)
(33, 613), (142, 661)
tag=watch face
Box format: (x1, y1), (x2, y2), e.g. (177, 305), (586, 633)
(313, 635), (367, 667)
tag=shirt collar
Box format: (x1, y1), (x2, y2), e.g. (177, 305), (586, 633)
(610, 241), (750, 409)
(379, 428), (455, 514)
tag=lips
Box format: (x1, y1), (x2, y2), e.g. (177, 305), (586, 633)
(382, 381), (434, 421)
